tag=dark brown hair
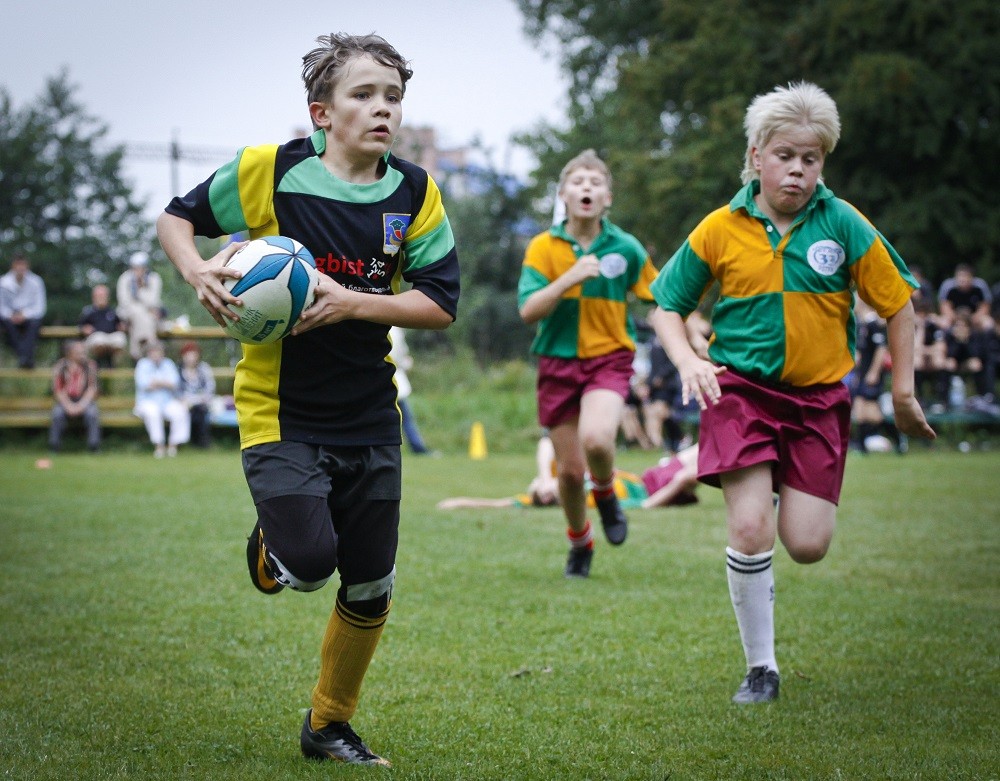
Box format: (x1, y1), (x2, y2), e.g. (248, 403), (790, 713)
(302, 33), (412, 105)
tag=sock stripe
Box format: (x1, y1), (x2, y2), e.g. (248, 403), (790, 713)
(335, 598), (390, 630)
(726, 551), (773, 575)
(567, 520), (594, 549)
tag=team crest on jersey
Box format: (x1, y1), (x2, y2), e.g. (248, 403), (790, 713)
(807, 240), (846, 276)
(383, 213), (411, 256)
(598, 252), (627, 279)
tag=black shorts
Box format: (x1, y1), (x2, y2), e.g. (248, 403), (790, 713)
(241, 442), (401, 593)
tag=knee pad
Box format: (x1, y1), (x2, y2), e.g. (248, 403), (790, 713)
(340, 567), (396, 616)
(267, 550), (331, 592)
(257, 495), (337, 590)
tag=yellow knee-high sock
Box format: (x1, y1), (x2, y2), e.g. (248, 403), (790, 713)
(310, 598), (390, 729)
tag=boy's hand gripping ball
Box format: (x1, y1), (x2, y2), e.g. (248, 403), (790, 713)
(222, 236), (319, 344)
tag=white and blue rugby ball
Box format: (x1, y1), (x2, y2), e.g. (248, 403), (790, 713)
(223, 236), (319, 344)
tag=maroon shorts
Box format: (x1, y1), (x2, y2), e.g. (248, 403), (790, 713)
(536, 350), (634, 428)
(697, 370), (851, 504)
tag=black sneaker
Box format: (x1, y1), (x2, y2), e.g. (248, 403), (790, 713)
(246, 523), (284, 595)
(595, 495), (628, 545)
(301, 709), (391, 766)
(732, 666), (780, 703)
(565, 546), (594, 578)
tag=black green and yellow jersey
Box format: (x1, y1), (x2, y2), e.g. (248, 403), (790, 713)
(165, 130), (460, 449)
(517, 219), (658, 359)
(650, 181), (915, 387)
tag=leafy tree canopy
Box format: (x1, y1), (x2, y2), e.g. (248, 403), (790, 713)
(436, 167), (542, 364)
(516, 0), (1000, 285)
(0, 71), (151, 323)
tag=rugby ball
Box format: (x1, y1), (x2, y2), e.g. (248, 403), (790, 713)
(222, 236), (319, 344)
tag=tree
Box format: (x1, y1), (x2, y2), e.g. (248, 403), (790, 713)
(0, 71), (151, 323)
(516, 0), (1000, 285)
(436, 166), (541, 364)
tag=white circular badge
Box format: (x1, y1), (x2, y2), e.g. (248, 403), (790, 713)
(806, 240), (846, 276)
(598, 253), (628, 279)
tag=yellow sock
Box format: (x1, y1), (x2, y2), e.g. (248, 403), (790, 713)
(310, 598), (390, 729)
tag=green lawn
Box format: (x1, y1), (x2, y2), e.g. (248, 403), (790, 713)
(0, 447), (997, 780)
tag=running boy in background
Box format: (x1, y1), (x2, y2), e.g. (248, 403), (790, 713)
(649, 82), (935, 704)
(156, 33), (459, 766)
(518, 149), (659, 578)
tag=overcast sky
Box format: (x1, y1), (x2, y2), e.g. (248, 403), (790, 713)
(2, 0), (567, 216)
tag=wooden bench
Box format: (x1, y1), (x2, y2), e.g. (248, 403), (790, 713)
(0, 325), (237, 430)
(38, 325), (227, 340)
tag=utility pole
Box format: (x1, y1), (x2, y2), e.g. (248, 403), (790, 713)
(125, 130), (234, 197)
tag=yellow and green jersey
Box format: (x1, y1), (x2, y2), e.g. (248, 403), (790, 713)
(518, 219), (658, 359)
(651, 181), (916, 387)
(165, 130), (460, 449)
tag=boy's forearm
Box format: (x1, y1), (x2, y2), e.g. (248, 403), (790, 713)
(351, 288), (453, 330)
(155, 212), (203, 282)
(886, 300), (917, 399)
(519, 276), (576, 324)
(650, 307), (699, 368)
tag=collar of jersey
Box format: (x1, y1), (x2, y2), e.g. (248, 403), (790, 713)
(297, 129), (402, 203)
(549, 216), (614, 250)
(730, 179), (834, 220)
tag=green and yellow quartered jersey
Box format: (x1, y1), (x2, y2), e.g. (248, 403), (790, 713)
(650, 181), (915, 387)
(518, 219), (658, 359)
(165, 130), (460, 448)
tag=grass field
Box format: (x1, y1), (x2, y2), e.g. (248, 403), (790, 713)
(1, 446), (997, 780)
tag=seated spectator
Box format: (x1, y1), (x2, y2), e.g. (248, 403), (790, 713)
(620, 376), (654, 450)
(133, 341), (189, 457)
(117, 251), (163, 361)
(912, 296), (950, 414)
(79, 283), (127, 367)
(938, 263), (993, 332)
(850, 299), (889, 452)
(178, 341), (216, 448)
(906, 264), (937, 308)
(643, 337), (693, 453)
(48, 340), (101, 453)
(944, 312), (993, 403)
(0, 253), (46, 369)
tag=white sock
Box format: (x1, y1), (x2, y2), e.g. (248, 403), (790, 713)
(726, 547), (778, 674)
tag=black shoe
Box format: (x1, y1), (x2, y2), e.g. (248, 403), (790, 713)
(564, 546), (594, 578)
(246, 523), (284, 595)
(732, 666), (780, 703)
(301, 709), (390, 766)
(595, 495), (628, 545)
